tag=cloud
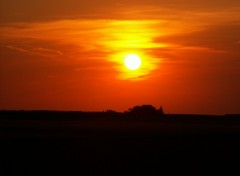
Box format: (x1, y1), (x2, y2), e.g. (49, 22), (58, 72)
(6, 45), (63, 58)
(6, 45), (30, 54)
(32, 47), (63, 56)
(1, 0), (240, 23)
(156, 22), (240, 53)
(0, 17), (239, 80)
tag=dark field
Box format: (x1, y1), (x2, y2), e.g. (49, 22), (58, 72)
(1, 111), (240, 175)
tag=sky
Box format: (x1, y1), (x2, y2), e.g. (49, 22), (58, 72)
(0, 0), (240, 114)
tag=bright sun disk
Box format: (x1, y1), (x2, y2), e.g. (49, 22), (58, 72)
(124, 54), (142, 70)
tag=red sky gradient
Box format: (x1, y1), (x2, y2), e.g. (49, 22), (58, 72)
(0, 0), (240, 114)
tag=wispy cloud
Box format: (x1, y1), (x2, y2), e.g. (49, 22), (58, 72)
(1, 17), (239, 80)
(156, 22), (240, 53)
(1, 0), (240, 23)
(6, 45), (63, 58)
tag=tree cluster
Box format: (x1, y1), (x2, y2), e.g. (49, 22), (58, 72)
(127, 105), (164, 116)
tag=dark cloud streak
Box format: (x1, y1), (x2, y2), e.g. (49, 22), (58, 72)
(156, 22), (240, 53)
(1, 0), (240, 23)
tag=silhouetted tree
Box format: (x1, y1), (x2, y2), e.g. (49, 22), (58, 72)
(128, 105), (158, 115)
(158, 106), (164, 116)
(127, 105), (165, 118)
(106, 110), (116, 113)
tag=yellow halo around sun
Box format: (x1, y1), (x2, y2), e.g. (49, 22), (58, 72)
(124, 54), (142, 70)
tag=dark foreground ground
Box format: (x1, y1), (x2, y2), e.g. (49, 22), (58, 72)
(0, 111), (240, 175)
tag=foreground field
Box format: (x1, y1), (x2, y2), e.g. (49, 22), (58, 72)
(0, 111), (240, 175)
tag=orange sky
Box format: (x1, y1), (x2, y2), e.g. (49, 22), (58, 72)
(0, 0), (240, 114)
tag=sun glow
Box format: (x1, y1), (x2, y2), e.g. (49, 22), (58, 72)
(104, 20), (164, 80)
(124, 54), (142, 70)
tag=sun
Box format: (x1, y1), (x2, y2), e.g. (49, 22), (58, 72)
(124, 54), (142, 70)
